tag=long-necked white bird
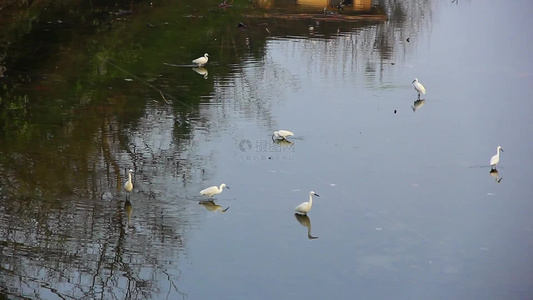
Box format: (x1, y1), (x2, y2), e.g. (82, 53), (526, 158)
(272, 130), (294, 141)
(295, 191), (320, 215)
(124, 169), (133, 199)
(490, 146), (504, 170)
(412, 78), (426, 99)
(192, 53), (209, 66)
(200, 183), (229, 198)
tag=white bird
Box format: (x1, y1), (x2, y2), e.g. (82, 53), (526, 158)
(272, 130), (294, 141)
(490, 146), (504, 170)
(124, 169), (133, 192)
(124, 169), (133, 199)
(192, 53), (209, 66)
(412, 78), (426, 99)
(295, 191), (320, 215)
(200, 183), (229, 198)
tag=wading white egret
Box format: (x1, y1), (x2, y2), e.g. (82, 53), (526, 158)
(490, 146), (504, 170)
(124, 169), (133, 192)
(192, 53), (209, 66)
(295, 191), (320, 215)
(412, 78), (426, 99)
(272, 130), (294, 141)
(200, 183), (229, 198)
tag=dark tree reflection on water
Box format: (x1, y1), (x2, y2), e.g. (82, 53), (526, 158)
(0, 0), (433, 298)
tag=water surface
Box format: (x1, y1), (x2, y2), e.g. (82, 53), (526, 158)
(0, 0), (532, 299)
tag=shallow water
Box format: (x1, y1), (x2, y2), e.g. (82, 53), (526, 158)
(1, 0), (532, 299)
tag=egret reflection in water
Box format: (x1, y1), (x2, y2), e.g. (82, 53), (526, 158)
(199, 200), (230, 212)
(412, 99), (426, 112)
(124, 199), (133, 226)
(273, 138), (294, 147)
(192, 67), (208, 79)
(489, 169), (503, 183)
(294, 214), (318, 240)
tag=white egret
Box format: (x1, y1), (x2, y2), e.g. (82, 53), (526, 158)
(412, 78), (426, 99)
(124, 169), (133, 192)
(272, 130), (294, 141)
(200, 183), (229, 198)
(295, 191), (320, 215)
(490, 146), (504, 170)
(192, 53), (209, 66)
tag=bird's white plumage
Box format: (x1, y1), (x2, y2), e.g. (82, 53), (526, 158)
(192, 53), (209, 66)
(273, 130), (294, 140)
(124, 169), (134, 192)
(295, 191), (320, 215)
(490, 146), (503, 169)
(200, 183), (229, 197)
(412, 78), (426, 98)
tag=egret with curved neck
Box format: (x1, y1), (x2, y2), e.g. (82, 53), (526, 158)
(272, 130), (294, 141)
(200, 183), (230, 198)
(490, 146), (504, 170)
(295, 191), (320, 215)
(412, 78), (426, 99)
(124, 169), (133, 199)
(192, 53), (209, 66)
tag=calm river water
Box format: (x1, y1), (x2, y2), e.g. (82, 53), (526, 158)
(0, 0), (532, 299)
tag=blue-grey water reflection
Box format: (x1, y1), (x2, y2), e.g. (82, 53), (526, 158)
(1, 0), (532, 299)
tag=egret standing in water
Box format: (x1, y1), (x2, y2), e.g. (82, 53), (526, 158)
(192, 53), (209, 67)
(124, 169), (133, 199)
(412, 78), (426, 99)
(490, 146), (504, 170)
(272, 130), (294, 141)
(200, 183), (230, 198)
(295, 191), (320, 215)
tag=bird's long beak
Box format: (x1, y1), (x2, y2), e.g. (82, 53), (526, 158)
(501, 148), (504, 152)
(412, 80), (416, 83)
(226, 186), (230, 189)
(315, 194), (320, 197)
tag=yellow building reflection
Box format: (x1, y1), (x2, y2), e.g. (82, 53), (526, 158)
(256, 0), (372, 11)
